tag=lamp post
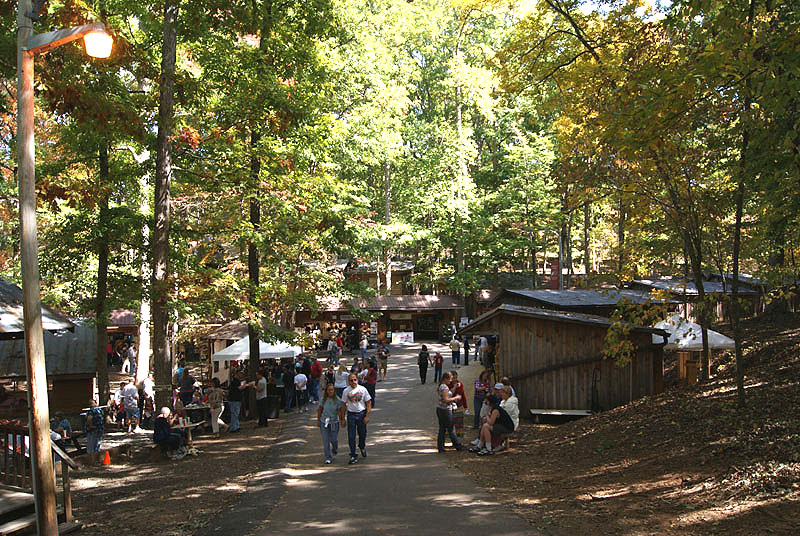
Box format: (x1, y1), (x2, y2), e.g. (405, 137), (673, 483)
(17, 2), (111, 533)
(539, 229), (563, 290)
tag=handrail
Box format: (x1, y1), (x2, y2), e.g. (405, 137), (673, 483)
(51, 441), (78, 470)
(1, 423), (76, 522)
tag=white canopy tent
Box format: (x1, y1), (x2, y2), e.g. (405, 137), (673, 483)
(652, 315), (735, 351)
(212, 336), (302, 362)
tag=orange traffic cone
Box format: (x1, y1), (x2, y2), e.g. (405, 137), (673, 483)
(103, 451), (111, 465)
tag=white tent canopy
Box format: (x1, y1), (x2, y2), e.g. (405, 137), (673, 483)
(652, 315), (735, 351)
(212, 336), (302, 362)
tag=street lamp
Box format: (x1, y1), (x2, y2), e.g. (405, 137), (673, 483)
(17, 2), (112, 533)
(539, 229), (563, 290)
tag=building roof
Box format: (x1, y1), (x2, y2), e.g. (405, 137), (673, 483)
(307, 294), (463, 312)
(0, 319), (96, 378)
(490, 288), (673, 309)
(0, 278), (75, 340)
(109, 309), (138, 326)
(631, 278), (758, 296)
(458, 304), (667, 337)
(205, 320), (297, 341)
(206, 321), (250, 340)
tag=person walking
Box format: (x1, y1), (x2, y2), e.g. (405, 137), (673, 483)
(364, 360), (378, 407)
(360, 336), (368, 362)
(334, 365), (349, 399)
(433, 351), (444, 383)
(340, 373), (372, 465)
(473, 370), (491, 429)
(283, 364), (295, 413)
(294, 365), (309, 413)
(418, 345), (430, 384)
(377, 341), (390, 381)
(227, 370), (246, 432)
(309, 357), (323, 404)
(436, 372), (464, 452)
(449, 337), (461, 367)
(317, 384), (343, 464)
(328, 338), (338, 365)
(207, 377), (227, 436)
(462, 336), (470, 366)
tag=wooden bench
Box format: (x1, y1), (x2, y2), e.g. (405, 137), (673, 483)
(529, 408), (593, 423)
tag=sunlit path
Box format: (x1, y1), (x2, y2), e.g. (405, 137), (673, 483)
(218, 343), (535, 536)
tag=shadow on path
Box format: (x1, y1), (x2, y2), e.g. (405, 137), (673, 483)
(199, 342), (535, 536)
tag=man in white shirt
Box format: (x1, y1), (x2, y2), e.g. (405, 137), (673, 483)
(340, 373), (372, 465)
(253, 370), (269, 426)
(121, 378), (140, 433)
(359, 336), (368, 361)
(294, 366), (308, 413)
(449, 337), (461, 367)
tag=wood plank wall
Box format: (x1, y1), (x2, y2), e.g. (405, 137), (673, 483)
(494, 313), (663, 413)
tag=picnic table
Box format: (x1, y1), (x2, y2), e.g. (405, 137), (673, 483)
(183, 404), (211, 433)
(173, 420), (205, 448)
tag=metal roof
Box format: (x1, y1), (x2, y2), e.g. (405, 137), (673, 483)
(0, 319), (97, 378)
(458, 304), (667, 336)
(206, 321), (250, 341)
(631, 278), (758, 296)
(493, 288), (672, 308)
(0, 278), (75, 340)
(306, 294), (463, 312)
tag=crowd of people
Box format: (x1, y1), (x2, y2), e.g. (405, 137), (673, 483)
(63, 331), (516, 465)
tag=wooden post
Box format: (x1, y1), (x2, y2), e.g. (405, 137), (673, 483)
(61, 459), (72, 522)
(17, 1), (59, 533)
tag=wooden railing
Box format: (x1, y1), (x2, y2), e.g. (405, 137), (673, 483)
(1, 423), (77, 523)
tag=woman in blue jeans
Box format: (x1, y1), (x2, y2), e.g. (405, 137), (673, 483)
(317, 384), (342, 464)
(436, 372), (464, 452)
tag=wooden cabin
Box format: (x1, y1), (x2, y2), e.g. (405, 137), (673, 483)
(459, 305), (667, 415)
(0, 320), (96, 415)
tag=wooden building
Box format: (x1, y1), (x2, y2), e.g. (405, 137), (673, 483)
(487, 288), (674, 318)
(0, 320), (96, 415)
(296, 294), (463, 343)
(458, 305), (667, 414)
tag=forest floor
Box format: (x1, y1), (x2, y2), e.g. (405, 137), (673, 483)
(70, 418), (283, 536)
(455, 312), (800, 535)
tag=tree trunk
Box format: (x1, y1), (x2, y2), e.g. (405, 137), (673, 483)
(248, 128), (262, 391)
(136, 172), (152, 386)
(384, 160), (392, 295)
(152, 0), (179, 410)
(95, 145), (110, 404)
(730, 0), (757, 408)
(583, 201), (591, 285)
(617, 193), (626, 275)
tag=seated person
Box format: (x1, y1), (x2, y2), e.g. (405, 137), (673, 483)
(153, 407), (185, 456)
(469, 395), (514, 456)
(496, 385), (519, 451)
(50, 411), (73, 437)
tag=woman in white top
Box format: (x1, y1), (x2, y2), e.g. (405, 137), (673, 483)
(334, 365), (349, 399)
(436, 372), (464, 453)
(498, 385), (519, 431)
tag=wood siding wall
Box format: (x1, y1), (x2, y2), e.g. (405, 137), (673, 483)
(494, 314), (663, 413)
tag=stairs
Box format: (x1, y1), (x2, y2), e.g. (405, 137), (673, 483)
(0, 486), (80, 535)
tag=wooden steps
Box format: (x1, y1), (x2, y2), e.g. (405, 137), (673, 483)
(0, 486), (81, 535)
